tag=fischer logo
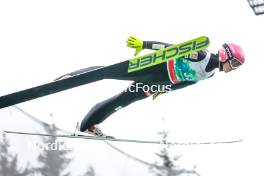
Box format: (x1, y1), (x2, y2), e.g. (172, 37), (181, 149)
(225, 47), (233, 58)
(128, 36), (209, 72)
(223, 44), (233, 59)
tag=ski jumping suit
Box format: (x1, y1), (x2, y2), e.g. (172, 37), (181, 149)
(80, 41), (220, 132)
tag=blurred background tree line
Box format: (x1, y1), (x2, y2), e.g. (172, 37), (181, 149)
(0, 122), (199, 176)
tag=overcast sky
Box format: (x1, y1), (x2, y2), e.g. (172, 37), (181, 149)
(1, 0), (264, 176)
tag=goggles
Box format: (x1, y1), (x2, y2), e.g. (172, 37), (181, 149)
(223, 44), (242, 69)
(228, 57), (242, 69)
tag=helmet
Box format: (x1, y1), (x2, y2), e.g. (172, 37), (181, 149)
(219, 43), (245, 69)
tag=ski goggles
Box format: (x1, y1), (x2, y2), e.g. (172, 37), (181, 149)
(228, 57), (242, 69)
(223, 44), (242, 69)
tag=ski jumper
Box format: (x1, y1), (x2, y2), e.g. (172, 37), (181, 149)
(80, 41), (220, 132)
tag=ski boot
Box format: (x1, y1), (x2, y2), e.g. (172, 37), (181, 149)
(74, 122), (114, 139)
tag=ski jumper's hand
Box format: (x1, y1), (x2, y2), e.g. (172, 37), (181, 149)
(126, 36), (143, 56)
(152, 91), (163, 100)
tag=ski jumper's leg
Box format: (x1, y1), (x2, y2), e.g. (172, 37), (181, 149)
(80, 62), (171, 131)
(80, 82), (151, 131)
(0, 60), (170, 109)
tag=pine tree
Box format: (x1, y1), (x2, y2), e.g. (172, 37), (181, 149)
(0, 133), (32, 176)
(150, 130), (200, 176)
(35, 124), (72, 176)
(81, 166), (96, 176)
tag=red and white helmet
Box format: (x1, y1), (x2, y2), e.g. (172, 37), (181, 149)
(219, 43), (245, 69)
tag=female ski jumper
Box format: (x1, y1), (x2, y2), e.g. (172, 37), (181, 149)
(79, 36), (231, 136)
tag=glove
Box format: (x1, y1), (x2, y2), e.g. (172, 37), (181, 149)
(126, 36), (143, 56)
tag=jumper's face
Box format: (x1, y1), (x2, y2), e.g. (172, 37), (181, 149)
(223, 61), (233, 73)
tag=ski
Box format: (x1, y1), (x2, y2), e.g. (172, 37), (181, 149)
(3, 130), (243, 145)
(3, 130), (170, 144)
(0, 36), (209, 109)
(128, 36), (209, 72)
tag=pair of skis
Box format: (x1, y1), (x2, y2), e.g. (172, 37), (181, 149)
(0, 36), (209, 109)
(2, 121), (243, 145)
(2, 130), (243, 145)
